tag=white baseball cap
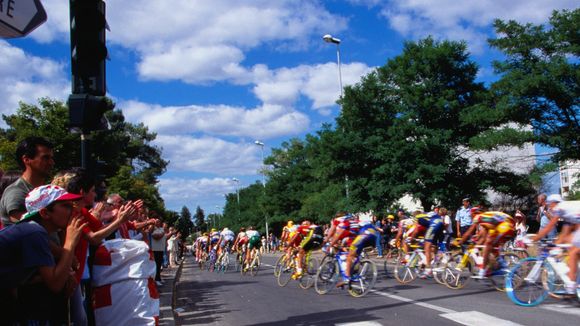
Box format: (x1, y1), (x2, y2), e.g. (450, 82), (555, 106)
(21, 185), (82, 221)
(546, 194), (563, 204)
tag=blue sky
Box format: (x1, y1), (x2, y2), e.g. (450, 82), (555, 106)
(1, 0), (576, 213)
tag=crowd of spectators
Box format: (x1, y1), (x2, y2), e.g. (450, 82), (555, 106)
(0, 137), (179, 325)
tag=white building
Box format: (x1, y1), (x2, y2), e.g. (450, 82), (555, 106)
(560, 160), (580, 198)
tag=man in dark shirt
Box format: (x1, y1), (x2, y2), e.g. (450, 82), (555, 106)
(0, 185), (86, 324)
(0, 137), (55, 227)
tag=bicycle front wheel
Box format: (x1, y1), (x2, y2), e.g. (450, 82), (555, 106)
(314, 260), (338, 294)
(444, 254), (472, 290)
(277, 258), (294, 287)
(394, 260), (416, 284)
(349, 260), (378, 298)
(274, 255), (287, 277)
(505, 257), (548, 306)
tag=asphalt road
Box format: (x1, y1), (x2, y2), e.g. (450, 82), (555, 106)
(173, 253), (580, 326)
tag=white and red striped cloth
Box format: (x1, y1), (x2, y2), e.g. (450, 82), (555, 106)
(92, 239), (159, 326)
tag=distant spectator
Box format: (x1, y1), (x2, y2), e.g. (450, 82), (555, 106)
(0, 137), (54, 227)
(0, 171), (20, 230)
(151, 219), (167, 285)
(536, 193), (557, 239)
(456, 198), (472, 237)
(440, 207), (453, 250)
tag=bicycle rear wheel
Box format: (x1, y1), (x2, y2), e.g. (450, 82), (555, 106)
(505, 257), (548, 306)
(277, 258), (294, 287)
(250, 255), (261, 276)
(299, 256), (320, 289)
(432, 253), (450, 285)
(314, 260), (338, 294)
(394, 260), (416, 284)
(349, 260), (377, 298)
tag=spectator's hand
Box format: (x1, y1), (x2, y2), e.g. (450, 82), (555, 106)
(90, 202), (106, 218)
(118, 203), (137, 222)
(134, 199), (144, 209)
(65, 216), (87, 249)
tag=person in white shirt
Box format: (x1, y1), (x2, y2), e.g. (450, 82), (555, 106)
(151, 219), (166, 284)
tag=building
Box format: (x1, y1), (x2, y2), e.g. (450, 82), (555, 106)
(560, 160), (580, 198)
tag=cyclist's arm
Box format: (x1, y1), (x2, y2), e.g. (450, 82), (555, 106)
(459, 224), (478, 244)
(533, 212), (559, 241)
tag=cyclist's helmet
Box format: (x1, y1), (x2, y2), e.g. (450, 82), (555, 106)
(222, 227), (229, 232)
(470, 206), (484, 216)
(211, 228), (216, 232)
(287, 220), (294, 227)
(387, 214), (395, 220)
(301, 220), (311, 226)
(239, 227), (246, 232)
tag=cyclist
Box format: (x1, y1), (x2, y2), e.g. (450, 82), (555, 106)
(336, 215), (380, 287)
(233, 227), (248, 255)
(281, 220), (296, 246)
(291, 220), (324, 279)
(245, 226), (261, 269)
(414, 211), (445, 278)
(195, 232), (210, 262)
(328, 213), (359, 249)
(456, 207), (520, 278)
(393, 211), (414, 249)
(401, 211), (430, 255)
(533, 195), (580, 295)
(217, 227), (235, 257)
(209, 228), (220, 252)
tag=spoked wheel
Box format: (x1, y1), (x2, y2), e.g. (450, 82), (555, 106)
(444, 254), (472, 290)
(239, 253), (247, 275)
(221, 254), (230, 273)
(490, 253), (520, 292)
(277, 258), (295, 287)
(505, 258), (548, 306)
(250, 255), (261, 276)
(314, 260), (338, 294)
(274, 255), (288, 278)
(349, 260), (378, 298)
(394, 259), (416, 284)
(299, 256), (320, 289)
(433, 254), (452, 285)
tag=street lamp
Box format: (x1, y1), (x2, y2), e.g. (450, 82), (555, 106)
(232, 177), (240, 223)
(322, 34), (343, 98)
(215, 205), (221, 228)
(254, 140), (269, 249)
(323, 34), (349, 199)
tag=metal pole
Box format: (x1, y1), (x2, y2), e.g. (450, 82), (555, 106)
(336, 43), (343, 98)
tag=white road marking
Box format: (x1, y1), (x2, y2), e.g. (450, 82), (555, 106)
(440, 311), (523, 326)
(336, 322), (383, 326)
(371, 290), (523, 325)
(371, 290), (455, 314)
(541, 304), (580, 317)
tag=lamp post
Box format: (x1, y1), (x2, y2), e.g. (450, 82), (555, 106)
(254, 140), (269, 250)
(232, 177), (240, 223)
(323, 34), (349, 199)
(215, 205), (221, 228)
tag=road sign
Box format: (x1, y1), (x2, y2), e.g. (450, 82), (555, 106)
(0, 0), (47, 38)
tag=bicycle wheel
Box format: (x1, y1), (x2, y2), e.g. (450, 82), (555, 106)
(239, 253), (247, 275)
(490, 253), (520, 292)
(349, 260), (378, 298)
(505, 257), (548, 306)
(314, 260), (338, 295)
(394, 259), (416, 284)
(277, 257), (294, 287)
(250, 255), (261, 276)
(444, 254), (472, 290)
(299, 256), (320, 289)
(274, 255), (287, 277)
(221, 254), (230, 273)
(432, 253), (450, 285)
(542, 262), (568, 299)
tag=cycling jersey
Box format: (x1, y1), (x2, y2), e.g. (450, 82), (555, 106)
(210, 231), (220, 243)
(424, 212), (444, 244)
(299, 224), (324, 251)
(350, 222), (378, 255)
(221, 230), (235, 241)
(474, 211), (515, 245)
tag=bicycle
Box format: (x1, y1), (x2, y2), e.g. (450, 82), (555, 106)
(277, 250), (320, 289)
(314, 249), (377, 297)
(207, 248), (218, 272)
(506, 241), (580, 306)
(216, 244), (232, 273)
(444, 244), (520, 291)
(394, 240), (427, 284)
(241, 247), (261, 276)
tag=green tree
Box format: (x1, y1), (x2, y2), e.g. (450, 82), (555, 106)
(193, 205), (207, 232)
(480, 9), (580, 162)
(175, 206), (194, 239)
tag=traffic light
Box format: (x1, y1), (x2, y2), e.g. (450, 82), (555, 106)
(70, 0), (107, 95)
(68, 94), (113, 131)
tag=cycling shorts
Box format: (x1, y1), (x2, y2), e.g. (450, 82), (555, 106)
(249, 236), (261, 249)
(349, 233), (376, 256)
(487, 221), (515, 246)
(425, 218), (444, 243)
(415, 224), (426, 237)
(220, 239), (233, 248)
(300, 229), (324, 251)
(238, 237), (249, 246)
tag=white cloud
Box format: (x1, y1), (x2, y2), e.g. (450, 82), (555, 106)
(0, 41), (69, 119)
(379, 0), (578, 53)
(154, 135), (261, 175)
(120, 101), (310, 139)
(159, 177), (235, 203)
